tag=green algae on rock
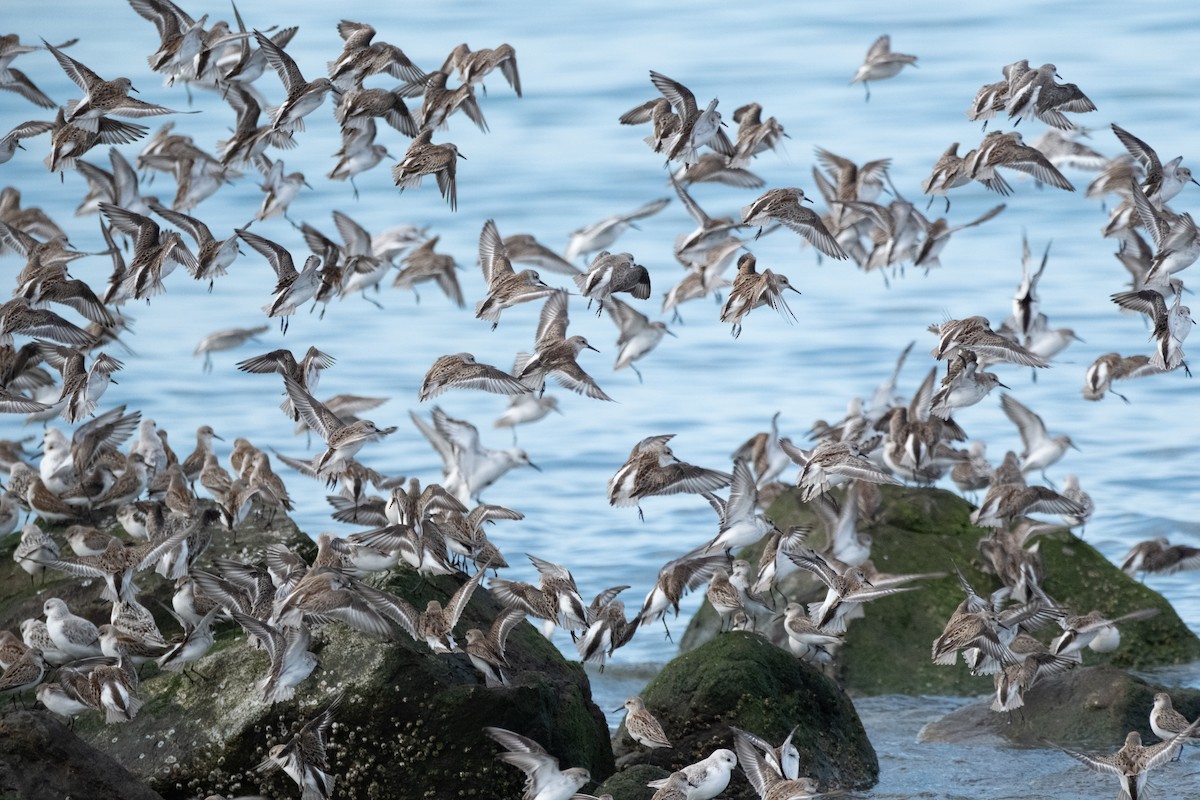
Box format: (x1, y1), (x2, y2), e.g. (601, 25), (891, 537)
(614, 631), (878, 799)
(593, 762), (670, 800)
(1, 513), (614, 800)
(680, 486), (1200, 696)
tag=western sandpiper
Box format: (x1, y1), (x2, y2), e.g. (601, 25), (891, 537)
(719, 252), (800, 338)
(740, 188), (847, 259)
(618, 695), (671, 749)
(607, 434), (732, 517)
(1121, 537), (1200, 577)
(419, 353), (528, 403)
(464, 607), (524, 687)
(484, 726), (591, 800)
(647, 71), (734, 166)
(516, 291), (613, 401)
(850, 35), (916, 100)
(412, 407), (539, 504)
(1111, 123), (1199, 207)
(391, 129), (465, 212)
(475, 219), (556, 327)
(1053, 724), (1199, 800)
(1150, 692), (1196, 760)
(564, 197), (671, 262)
(646, 748), (737, 800)
(258, 693), (342, 800)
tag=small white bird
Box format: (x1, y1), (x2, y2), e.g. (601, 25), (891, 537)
(645, 748), (738, 800)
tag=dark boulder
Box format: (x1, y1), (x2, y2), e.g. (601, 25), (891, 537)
(614, 631), (877, 799)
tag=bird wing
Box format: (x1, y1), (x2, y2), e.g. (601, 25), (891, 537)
(237, 229), (297, 282)
(535, 290), (571, 344)
(999, 393), (1049, 451)
(283, 376), (343, 441)
(649, 71), (697, 117)
(550, 361), (614, 402)
(444, 568), (487, 630)
(253, 29), (306, 94)
(333, 210), (372, 255)
(43, 39), (102, 90)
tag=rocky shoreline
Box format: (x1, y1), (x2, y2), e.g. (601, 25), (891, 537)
(3, 485), (1198, 800)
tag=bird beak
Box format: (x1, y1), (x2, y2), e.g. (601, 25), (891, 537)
(457, 152), (468, 160)
(664, 328), (678, 338)
(528, 461), (542, 471)
(586, 343), (600, 353)
(1192, 177), (1200, 187)
(15, 142), (25, 151)
(997, 381), (1010, 389)
(130, 85), (141, 94)
(214, 434), (225, 441)
(802, 196), (813, 204)
(786, 285), (801, 294)
(303, 180), (314, 190)
(612, 706), (623, 713)
(1069, 441), (1082, 452)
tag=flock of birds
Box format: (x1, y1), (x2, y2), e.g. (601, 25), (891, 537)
(0, 4), (1198, 800)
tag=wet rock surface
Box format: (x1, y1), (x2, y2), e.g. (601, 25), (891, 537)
(918, 665), (1200, 746)
(0, 709), (164, 800)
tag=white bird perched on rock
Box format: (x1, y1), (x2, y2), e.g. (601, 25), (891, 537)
(646, 748), (738, 800)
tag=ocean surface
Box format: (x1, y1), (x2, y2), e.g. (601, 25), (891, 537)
(4, 1), (1200, 796)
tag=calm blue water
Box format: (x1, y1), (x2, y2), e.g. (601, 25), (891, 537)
(4, 1), (1200, 796)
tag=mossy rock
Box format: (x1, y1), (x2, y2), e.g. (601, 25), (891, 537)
(3, 512), (614, 799)
(73, 569), (613, 800)
(615, 631), (877, 799)
(918, 665), (1200, 747)
(593, 763), (670, 800)
(680, 486), (1200, 696)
